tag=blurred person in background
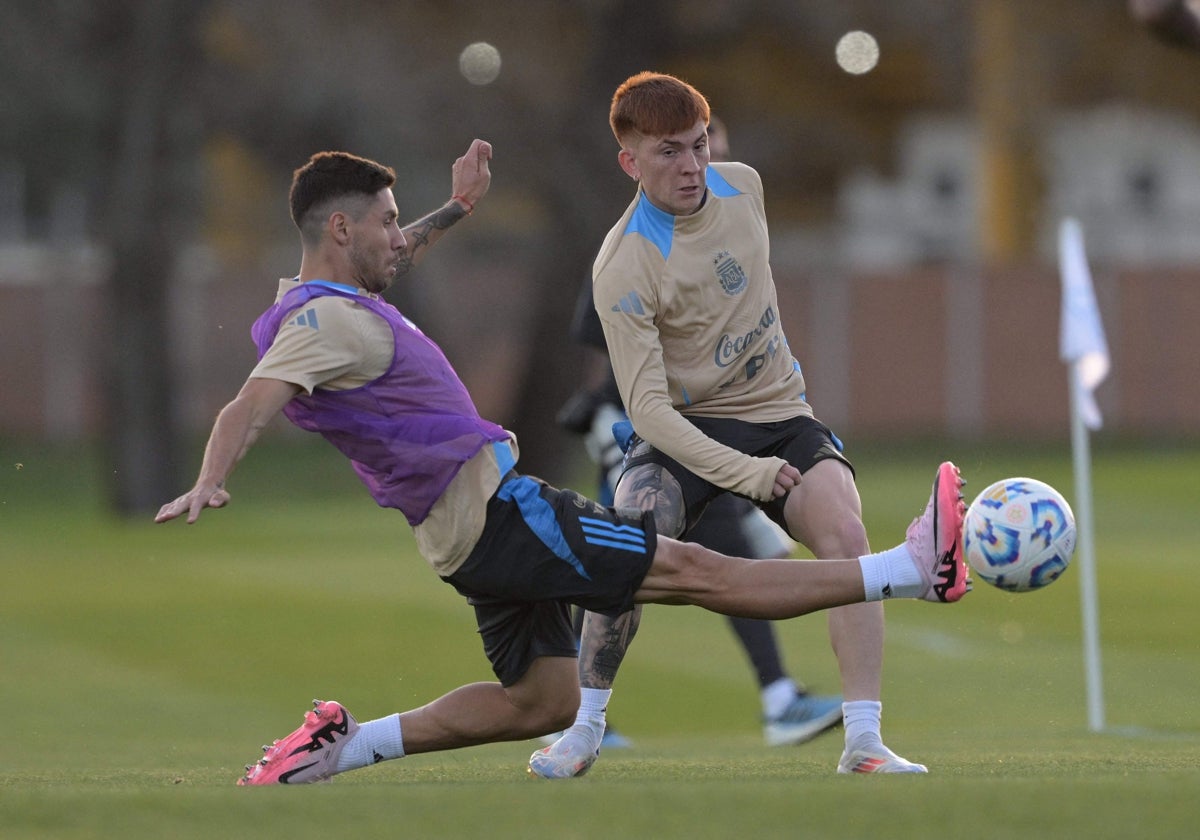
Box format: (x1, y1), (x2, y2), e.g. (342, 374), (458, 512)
(553, 114), (843, 751)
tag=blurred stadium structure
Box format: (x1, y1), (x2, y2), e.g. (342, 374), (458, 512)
(1, 1), (1198, 510)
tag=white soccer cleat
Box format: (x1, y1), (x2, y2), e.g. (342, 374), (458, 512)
(837, 742), (928, 774)
(527, 724), (600, 779)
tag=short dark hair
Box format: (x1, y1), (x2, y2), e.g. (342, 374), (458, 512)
(288, 151), (396, 240)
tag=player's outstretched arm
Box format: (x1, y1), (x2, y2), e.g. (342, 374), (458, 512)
(155, 377), (300, 524)
(396, 139), (492, 276)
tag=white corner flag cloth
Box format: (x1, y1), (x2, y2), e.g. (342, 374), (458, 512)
(1058, 218), (1110, 430)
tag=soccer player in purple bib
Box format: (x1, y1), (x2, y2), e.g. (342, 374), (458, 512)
(156, 138), (967, 785)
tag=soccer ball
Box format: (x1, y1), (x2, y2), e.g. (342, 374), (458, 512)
(963, 478), (1076, 593)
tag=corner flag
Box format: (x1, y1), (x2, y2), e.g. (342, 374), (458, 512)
(1058, 218), (1110, 429)
(1057, 217), (1108, 733)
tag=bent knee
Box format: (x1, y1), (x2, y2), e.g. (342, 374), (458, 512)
(831, 515), (870, 555)
(547, 704), (577, 733)
(804, 512), (869, 558)
(517, 692), (578, 735)
(506, 659), (581, 734)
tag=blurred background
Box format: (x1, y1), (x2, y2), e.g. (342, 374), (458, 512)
(2, 0), (1198, 514)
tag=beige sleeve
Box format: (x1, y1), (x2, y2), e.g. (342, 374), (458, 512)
(249, 296), (382, 393)
(597, 269), (785, 502)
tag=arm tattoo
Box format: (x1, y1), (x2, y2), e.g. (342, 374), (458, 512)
(395, 201), (468, 275)
(579, 607), (642, 688)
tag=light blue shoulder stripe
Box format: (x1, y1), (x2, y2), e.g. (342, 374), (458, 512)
(624, 193), (676, 260)
(706, 166), (742, 198)
(493, 440), (516, 474)
(621, 168), (743, 260)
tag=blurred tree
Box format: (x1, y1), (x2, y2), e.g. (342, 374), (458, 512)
(98, 1), (207, 514)
(0, 1), (207, 514)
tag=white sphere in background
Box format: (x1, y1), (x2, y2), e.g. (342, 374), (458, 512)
(836, 31), (880, 75)
(459, 42), (502, 86)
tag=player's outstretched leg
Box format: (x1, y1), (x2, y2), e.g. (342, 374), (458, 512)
(238, 699), (358, 785)
(529, 462), (969, 779)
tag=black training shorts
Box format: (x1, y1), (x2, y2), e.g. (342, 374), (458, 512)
(443, 473), (656, 686)
(620, 414), (855, 538)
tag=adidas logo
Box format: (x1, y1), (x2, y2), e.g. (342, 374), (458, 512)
(610, 292), (645, 316)
(579, 516), (647, 554)
(287, 308), (320, 330)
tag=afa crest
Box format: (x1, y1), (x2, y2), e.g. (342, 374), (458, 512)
(713, 250), (748, 295)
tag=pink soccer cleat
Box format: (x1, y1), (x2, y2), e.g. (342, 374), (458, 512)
(238, 699), (358, 785)
(905, 461), (970, 603)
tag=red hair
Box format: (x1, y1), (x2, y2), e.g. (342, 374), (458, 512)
(609, 71), (711, 145)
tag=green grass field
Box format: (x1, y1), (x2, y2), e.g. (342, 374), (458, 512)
(2, 437), (1198, 839)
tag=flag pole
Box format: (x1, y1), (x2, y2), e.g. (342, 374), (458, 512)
(1069, 366), (1105, 733)
(1059, 217), (1108, 734)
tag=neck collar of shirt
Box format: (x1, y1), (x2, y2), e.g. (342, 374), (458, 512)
(294, 278), (379, 299)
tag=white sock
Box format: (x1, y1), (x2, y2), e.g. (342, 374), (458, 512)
(761, 677), (799, 720)
(573, 688), (611, 738)
(334, 714), (405, 773)
(858, 544), (923, 600)
(842, 700), (883, 749)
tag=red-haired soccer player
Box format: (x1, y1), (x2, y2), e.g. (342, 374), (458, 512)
(532, 72), (968, 779)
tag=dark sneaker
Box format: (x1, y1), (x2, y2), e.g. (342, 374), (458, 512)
(764, 692), (844, 747)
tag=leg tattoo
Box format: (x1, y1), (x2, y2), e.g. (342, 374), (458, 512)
(574, 463), (686, 688)
(578, 608), (642, 689)
(616, 462), (686, 539)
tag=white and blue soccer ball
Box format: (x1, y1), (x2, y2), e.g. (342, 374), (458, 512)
(963, 478), (1076, 593)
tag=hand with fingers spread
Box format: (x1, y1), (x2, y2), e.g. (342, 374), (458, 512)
(155, 483), (231, 524)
